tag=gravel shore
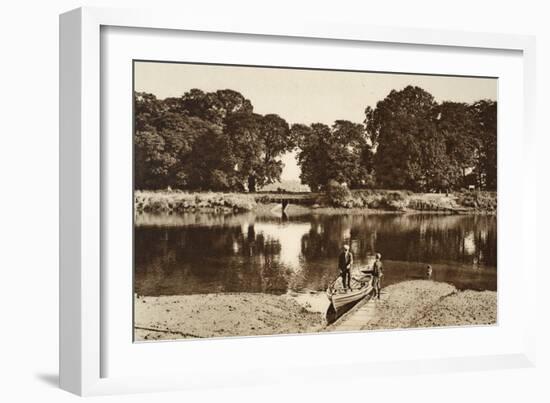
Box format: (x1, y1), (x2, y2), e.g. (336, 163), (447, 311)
(134, 292), (325, 341)
(360, 280), (497, 331)
(134, 281), (496, 341)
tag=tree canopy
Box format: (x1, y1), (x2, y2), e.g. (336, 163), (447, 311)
(134, 90), (292, 191)
(293, 121), (373, 191)
(135, 85), (497, 192)
(365, 86), (497, 191)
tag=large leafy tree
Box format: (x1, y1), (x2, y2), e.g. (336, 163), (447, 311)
(134, 91), (236, 190)
(182, 124), (240, 191)
(294, 120), (373, 191)
(135, 126), (174, 189)
(293, 123), (330, 191)
(224, 112), (264, 191)
(254, 114), (294, 191)
(162, 89), (256, 190)
(366, 86), (453, 191)
(164, 89), (253, 125)
(134, 93), (172, 189)
(135, 103), (227, 189)
(471, 100), (497, 190)
(225, 113), (293, 192)
(135, 90), (292, 191)
(135, 92), (164, 131)
(331, 120), (373, 188)
(135, 86), (496, 193)
(435, 101), (480, 188)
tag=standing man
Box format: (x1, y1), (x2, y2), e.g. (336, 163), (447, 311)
(372, 253), (384, 299)
(338, 244), (353, 291)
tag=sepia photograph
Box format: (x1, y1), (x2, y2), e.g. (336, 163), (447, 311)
(133, 61), (497, 342)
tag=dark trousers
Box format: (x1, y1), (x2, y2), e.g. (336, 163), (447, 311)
(372, 276), (382, 298)
(340, 269), (351, 289)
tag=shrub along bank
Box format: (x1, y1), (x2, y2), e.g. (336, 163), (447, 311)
(325, 181), (496, 213)
(135, 187), (496, 214)
(135, 190), (257, 213)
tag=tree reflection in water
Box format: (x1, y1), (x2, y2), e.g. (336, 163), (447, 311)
(135, 212), (496, 296)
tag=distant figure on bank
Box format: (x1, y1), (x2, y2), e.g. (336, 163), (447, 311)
(338, 244), (353, 291)
(426, 265), (433, 278)
(371, 253), (384, 299)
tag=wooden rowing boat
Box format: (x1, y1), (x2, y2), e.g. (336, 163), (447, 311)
(326, 272), (373, 316)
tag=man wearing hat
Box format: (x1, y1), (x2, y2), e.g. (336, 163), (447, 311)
(338, 244), (353, 291)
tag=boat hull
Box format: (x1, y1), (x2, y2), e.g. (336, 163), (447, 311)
(330, 285), (372, 313)
(326, 262), (375, 321)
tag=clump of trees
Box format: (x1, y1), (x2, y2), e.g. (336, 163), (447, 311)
(135, 85), (497, 193)
(291, 120), (374, 191)
(366, 86), (497, 191)
(135, 89), (293, 192)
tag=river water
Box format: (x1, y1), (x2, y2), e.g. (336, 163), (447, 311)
(134, 212), (496, 296)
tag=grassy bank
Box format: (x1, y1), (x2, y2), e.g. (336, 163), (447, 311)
(135, 190), (257, 214)
(328, 189), (496, 213)
(134, 189), (496, 214)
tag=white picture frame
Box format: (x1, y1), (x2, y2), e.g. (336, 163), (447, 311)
(60, 6), (537, 396)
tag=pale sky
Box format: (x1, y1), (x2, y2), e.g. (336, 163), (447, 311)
(135, 61), (497, 181)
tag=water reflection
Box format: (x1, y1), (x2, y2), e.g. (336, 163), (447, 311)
(135, 212), (496, 296)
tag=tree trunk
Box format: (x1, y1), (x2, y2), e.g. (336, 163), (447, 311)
(248, 175), (256, 193)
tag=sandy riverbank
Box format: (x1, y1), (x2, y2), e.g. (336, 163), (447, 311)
(359, 280), (497, 331)
(135, 281), (496, 341)
(134, 292), (327, 341)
